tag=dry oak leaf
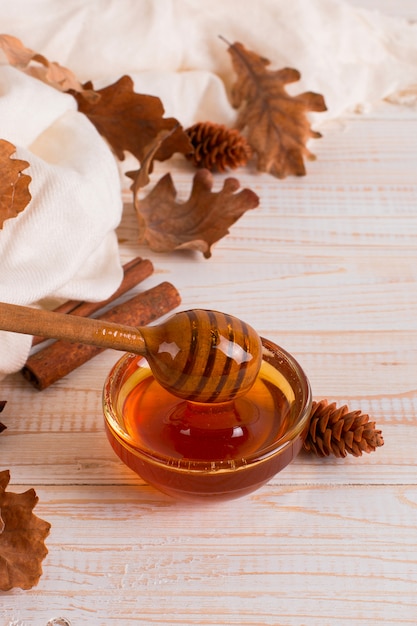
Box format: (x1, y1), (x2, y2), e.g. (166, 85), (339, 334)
(0, 139), (32, 229)
(226, 40), (327, 178)
(127, 127), (180, 191)
(0, 401), (6, 434)
(0, 33), (97, 101)
(136, 168), (259, 258)
(72, 75), (192, 164)
(0, 470), (51, 590)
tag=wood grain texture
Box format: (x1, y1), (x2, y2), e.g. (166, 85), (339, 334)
(1, 1), (417, 623)
(1, 485), (416, 625)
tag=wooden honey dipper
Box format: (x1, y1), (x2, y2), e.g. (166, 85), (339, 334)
(0, 303), (263, 403)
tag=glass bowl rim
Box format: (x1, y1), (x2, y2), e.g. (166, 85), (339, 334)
(103, 337), (312, 474)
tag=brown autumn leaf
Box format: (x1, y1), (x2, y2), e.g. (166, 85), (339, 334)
(136, 168), (259, 258)
(72, 75), (192, 164)
(0, 401), (6, 434)
(127, 127), (180, 192)
(0, 470), (51, 590)
(226, 40), (327, 178)
(0, 33), (97, 102)
(0, 139), (32, 229)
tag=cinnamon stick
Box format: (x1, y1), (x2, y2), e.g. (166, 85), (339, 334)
(22, 282), (181, 390)
(32, 257), (153, 345)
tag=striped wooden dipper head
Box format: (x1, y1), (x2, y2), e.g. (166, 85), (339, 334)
(141, 309), (263, 403)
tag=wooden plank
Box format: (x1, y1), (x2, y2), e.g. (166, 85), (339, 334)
(0, 423), (409, 487)
(1, 484), (416, 625)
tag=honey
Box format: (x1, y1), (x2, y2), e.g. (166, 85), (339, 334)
(121, 362), (294, 464)
(103, 339), (311, 500)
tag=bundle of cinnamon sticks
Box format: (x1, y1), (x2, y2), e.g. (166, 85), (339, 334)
(22, 257), (181, 389)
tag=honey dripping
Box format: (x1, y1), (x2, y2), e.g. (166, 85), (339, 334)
(120, 359), (295, 464)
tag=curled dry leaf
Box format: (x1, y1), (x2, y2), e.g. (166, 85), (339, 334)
(226, 40), (327, 178)
(0, 139), (32, 229)
(0, 470), (51, 590)
(127, 127), (180, 191)
(0, 33), (97, 101)
(73, 75), (191, 164)
(135, 168), (259, 258)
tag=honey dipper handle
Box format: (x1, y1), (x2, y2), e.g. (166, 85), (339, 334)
(0, 301), (147, 355)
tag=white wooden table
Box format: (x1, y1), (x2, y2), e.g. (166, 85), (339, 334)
(1, 2), (417, 624)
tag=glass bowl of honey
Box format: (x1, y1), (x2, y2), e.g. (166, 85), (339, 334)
(102, 338), (312, 501)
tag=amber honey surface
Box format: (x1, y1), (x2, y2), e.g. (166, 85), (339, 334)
(104, 348), (309, 499)
(121, 359), (295, 461)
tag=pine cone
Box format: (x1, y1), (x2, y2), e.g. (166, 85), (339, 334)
(185, 122), (252, 172)
(303, 399), (384, 458)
